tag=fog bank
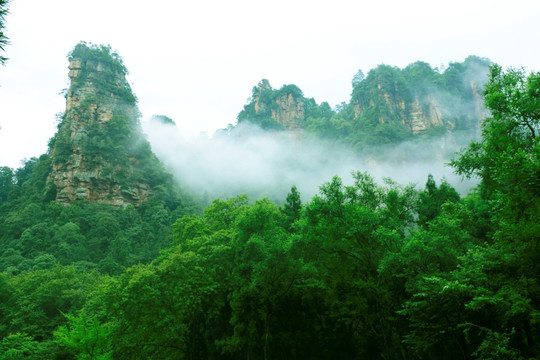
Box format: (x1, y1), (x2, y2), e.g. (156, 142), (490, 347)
(143, 121), (478, 203)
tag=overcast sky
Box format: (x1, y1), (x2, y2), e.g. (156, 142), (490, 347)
(1, 0), (540, 169)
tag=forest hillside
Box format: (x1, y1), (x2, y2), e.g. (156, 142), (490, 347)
(0, 42), (539, 359)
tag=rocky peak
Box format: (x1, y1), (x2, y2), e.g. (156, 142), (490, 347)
(238, 79), (306, 131)
(257, 78), (272, 91)
(351, 60), (489, 135)
(48, 43), (160, 207)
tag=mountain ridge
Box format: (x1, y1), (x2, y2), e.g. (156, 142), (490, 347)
(234, 56), (491, 149)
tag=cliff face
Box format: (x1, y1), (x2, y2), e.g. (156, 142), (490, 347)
(48, 43), (157, 206)
(408, 95), (444, 133)
(353, 93), (446, 134)
(350, 59), (490, 135)
(237, 79), (306, 132)
(353, 86), (482, 134)
(271, 93), (304, 130)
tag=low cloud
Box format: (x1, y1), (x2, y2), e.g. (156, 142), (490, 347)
(142, 121), (478, 203)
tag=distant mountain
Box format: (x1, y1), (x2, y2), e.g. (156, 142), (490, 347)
(235, 56), (491, 149)
(237, 79), (334, 134)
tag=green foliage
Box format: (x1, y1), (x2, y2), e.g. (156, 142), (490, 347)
(443, 56), (491, 97)
(237, 79), (333, 131)
(0, 167), (15, 202)
(305, 57), (490, 151)
(99, 175), (422, 359)
(0, 157), (193, 275)
(351, 69), (365, 88)
(452, 65), (540, 198)
(47, 43), (191, 212)
(234, 57), (489, 152)
(0, 0), (9, 65)
(47, 43), (188, 214)
(237, 79), (279, 129)
(54, 311), (112, 360)
(2, 57), (539, 359)
(0, 265), (108, 357)
(0, 333), (41, 360)
(351, 64), (413, 131)
(69, 42), (127, 75)
(445, 64), (540, 358)
(68, 42), (136, 105)
(417, 174), (460, 227)
(281, 185), (301, 231)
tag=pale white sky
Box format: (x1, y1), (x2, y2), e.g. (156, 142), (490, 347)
(1, 0), (540, 168)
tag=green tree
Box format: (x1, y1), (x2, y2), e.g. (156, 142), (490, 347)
(106, 252), (221, 359)
(453, 65), (540, 358)
(0, 167), (15, 202)
(52, 222), (87, 264)
(417, 174), (460, 227)
(222, 199), (301, 360)
(281, 185), (301, 231)
(351, 69), (365, 88)
(399, 64), (540, 359)
(54, 311), (112, 360)
(451, 65), (540, 251)
(391, 201), (477, 358)
(0, 0), (9, 65)
(0, 333), (40, 360)
(298, 173), (417, 358)
(6, 266), (105, 342)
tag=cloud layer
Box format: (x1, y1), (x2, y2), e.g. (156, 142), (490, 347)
(143, 121), (478, 203)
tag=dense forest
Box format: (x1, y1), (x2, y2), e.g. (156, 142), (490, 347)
(1, 38), (539, 360)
